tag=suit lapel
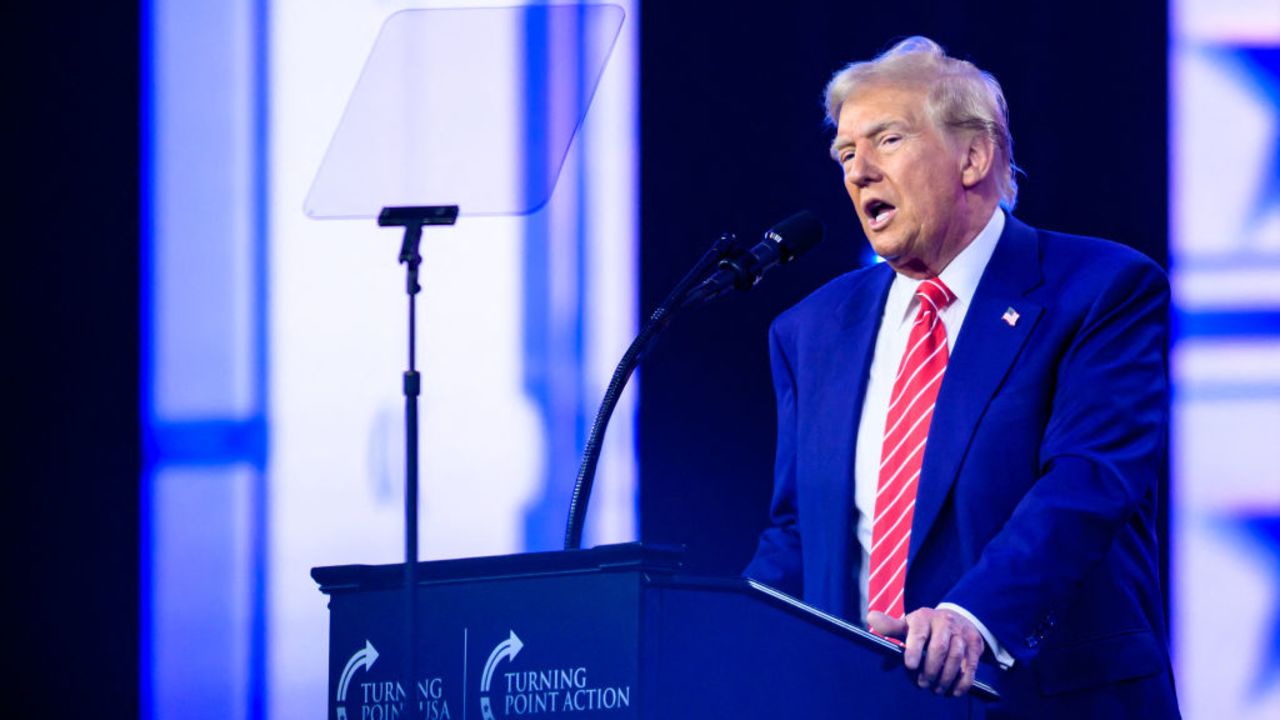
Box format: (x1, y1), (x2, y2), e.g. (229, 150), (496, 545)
(908, 215), (1045, 565)
(807, 264), (893, 610)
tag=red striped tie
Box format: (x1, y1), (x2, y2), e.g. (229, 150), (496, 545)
(867, 277), (956, 623)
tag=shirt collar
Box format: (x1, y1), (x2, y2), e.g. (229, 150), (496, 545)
(885, 206), (1005, 326)
(937, 205), (1004, 309)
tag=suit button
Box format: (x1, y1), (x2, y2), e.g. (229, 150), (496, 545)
(1026, 635), (1039, 648)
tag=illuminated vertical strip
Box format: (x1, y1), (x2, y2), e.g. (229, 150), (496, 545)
(248, 2), (270, 716)
(142, 0), (268, 718)
(581, 3), (640, 546)
(515, 2), (639, 550)
(1171, 1), (1280, 718)
(521, 7), (593, 551)
(520, 7), (555, 549)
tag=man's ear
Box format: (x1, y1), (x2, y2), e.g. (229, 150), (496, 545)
(960, 132), (996, 190)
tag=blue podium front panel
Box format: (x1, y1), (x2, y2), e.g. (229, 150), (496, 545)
(317, 546), (669, 720)
(315, 544), (990, 719)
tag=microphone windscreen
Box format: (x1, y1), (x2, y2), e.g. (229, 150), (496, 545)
(766, 210), (824, 259)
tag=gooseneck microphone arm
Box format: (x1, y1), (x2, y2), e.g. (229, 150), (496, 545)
(563, 210), (823, 550)
(563, 232), (739, 550)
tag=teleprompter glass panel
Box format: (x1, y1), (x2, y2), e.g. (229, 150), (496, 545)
(305, 4), (625, 218)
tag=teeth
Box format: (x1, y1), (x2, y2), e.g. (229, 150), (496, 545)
(874, 209), (891, 223)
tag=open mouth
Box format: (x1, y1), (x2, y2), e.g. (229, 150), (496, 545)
(864, 199), (897, 230)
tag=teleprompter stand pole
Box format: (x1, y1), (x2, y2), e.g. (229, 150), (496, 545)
(377, 204), (459, 705)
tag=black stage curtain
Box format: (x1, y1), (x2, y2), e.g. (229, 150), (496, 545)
(12, 2), (141, 716)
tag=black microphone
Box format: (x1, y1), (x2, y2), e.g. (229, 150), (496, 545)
(683, 210), (824, 305)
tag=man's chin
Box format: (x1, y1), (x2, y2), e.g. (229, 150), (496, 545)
(883, 255), (933, 279)
(868, 236), (930, 277)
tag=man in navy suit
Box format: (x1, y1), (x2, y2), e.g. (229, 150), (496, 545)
(744, 37), (1180, 718)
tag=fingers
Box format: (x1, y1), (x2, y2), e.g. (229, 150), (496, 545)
(893, 607), (986, 697)
(902, 610), (932, 671)
(953, 625), (985, 697)
(867, 610), (908, 639)
(936, 634), (966, 693)
(885, 604), (983, 696)
(918, 612), (952, 685)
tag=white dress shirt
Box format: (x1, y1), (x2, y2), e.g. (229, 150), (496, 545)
(853, 207), (1014, 667)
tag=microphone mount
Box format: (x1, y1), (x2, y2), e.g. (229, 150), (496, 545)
(562, 231), (739, 549)
(563, 211), (823, 549)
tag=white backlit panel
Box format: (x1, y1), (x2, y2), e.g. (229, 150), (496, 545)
(146, 1), (638, 718)
(268, 2), (638, 717)
(1172, 1), (1280, 717)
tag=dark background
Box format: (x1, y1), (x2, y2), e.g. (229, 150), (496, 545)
(11, 2), (141, 716)
(10, 0), (1165, 715)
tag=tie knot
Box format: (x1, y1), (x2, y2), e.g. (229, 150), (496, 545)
(916, 278), (956, 313)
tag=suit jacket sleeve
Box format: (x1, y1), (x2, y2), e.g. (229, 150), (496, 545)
(742, 318), (804, 598)
(943, 255), (1170, 665)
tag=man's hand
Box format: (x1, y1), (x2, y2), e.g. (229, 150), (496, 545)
(868, 606), (985, 697)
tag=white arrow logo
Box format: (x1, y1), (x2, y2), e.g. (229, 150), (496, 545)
(480, 630), (524, 692)
(335, 639), (380, 720)
(479, 631), (524, 720)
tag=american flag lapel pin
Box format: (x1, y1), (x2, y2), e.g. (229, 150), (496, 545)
(1001, 306), (1020, 327)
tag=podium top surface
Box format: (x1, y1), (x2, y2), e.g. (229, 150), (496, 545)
(311, 542), (684, 593)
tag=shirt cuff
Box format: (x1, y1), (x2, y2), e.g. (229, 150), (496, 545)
(937, 602), (1015, 669)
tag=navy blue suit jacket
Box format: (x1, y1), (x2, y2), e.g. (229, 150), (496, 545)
(745, 214), (1180, 718)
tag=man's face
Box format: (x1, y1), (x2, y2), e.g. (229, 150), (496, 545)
(832, 84), (969, 278)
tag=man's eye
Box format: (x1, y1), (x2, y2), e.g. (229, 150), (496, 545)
(881, 135), (901, 146)
(840, 151), (855, 164)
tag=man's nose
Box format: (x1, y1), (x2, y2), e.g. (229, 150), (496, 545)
(845, 152), (879, 186)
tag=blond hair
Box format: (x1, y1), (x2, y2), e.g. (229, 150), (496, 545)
(825, 36), (1019, 208)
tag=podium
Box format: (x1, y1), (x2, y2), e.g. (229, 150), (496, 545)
(313, 543), (995, 719)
